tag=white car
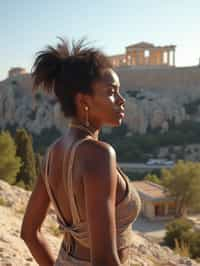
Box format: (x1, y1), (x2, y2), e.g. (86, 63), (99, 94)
(146, 159), (174, 166)
(163, 160), (174, 165)
(146, 159), (161, 165)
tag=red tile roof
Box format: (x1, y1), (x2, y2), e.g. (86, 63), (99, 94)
(132, 180), (174, 201)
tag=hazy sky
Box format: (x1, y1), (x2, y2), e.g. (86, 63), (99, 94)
(0, 0), (200, 81)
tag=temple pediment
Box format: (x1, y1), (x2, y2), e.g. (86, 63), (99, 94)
(109, 41), (176, 67)
(126, 42), (155, 49)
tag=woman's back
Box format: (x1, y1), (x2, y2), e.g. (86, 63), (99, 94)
(45, 134), (86, 227)
(44, 131), (132, 263)
(45, 132), (128, 225)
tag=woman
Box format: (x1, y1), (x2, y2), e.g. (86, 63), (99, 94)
(21, 38), (142, 266)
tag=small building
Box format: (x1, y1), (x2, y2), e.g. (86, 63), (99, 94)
(109, 42), (176, 68)
(8, 67), (26, 78)
(132, 180), (177, 221)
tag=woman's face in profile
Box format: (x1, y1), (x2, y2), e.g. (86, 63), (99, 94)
(88, 68), (126, 127)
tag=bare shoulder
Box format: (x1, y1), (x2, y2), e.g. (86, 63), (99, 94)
(77, 138), (117, 172)
(78, 138), (116, 158)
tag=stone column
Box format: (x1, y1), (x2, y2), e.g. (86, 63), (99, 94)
(173, 50), (175, 66)
(167, 51), (170, 66)
(159, 51), (162, 65)
(141, 50), (144, 64)
(132, 53), (135, 65)
(138, 50), (142, 65)
(160, 50), (164, 65)
(135, 50), (139, 65)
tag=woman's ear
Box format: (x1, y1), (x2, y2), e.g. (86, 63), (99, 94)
(75, 92), (90, 110)
(74, 92), (82, 110)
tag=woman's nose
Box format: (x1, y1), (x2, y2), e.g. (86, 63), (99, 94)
(118, 93), (126, 105)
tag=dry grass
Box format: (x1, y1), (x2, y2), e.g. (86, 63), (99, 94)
(0, 196), (10, 207)
(174, 238), (190, 257)
(16, 206), (25, 215)
(48, 223), (63, 237)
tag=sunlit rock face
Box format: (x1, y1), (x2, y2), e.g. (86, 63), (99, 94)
(123, 88), (196, 134)
(1, 70), (200, 135)
(0, 74), (68, 135)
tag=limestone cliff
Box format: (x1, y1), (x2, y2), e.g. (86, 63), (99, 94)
(1, 71), (200, 135)
(0, 74), (68, 135)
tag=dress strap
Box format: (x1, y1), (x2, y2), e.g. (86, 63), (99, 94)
(62, 136), (92, 225)
(44, 146), (76, 255)
(116, 164), (130, 199)
(43, 143), (67, 226)
(117, 164), (130, 185)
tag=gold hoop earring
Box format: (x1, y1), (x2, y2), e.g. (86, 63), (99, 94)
(84, 106), (90, 127)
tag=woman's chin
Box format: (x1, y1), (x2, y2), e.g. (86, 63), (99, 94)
(104, 117), (124, 127)
(112, 118), (123, 127)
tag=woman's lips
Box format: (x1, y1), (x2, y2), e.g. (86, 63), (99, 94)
(117, 111), (125, 118)
(114, 107), (125, 118)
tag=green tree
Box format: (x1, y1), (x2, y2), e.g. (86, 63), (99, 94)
(161, 160), (200, 217)
(35, 152), (43, 177)
(163, 218), (193, 248)
(144, 173), (162, 185)
(15, 128), (37, 190)
(0, 131), (21, 184)
(189, 231), (200, 259)
(164, 218), (200, 260)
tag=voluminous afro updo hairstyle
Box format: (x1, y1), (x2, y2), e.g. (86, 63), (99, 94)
(31, 37), (112, 118)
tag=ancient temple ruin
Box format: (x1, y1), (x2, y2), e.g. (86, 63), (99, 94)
(109, 42), (176, 67)
(8, 67), (27, 78)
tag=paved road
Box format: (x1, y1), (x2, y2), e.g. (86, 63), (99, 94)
(119, 162), (174, 170)
(132, 215), (171, 242)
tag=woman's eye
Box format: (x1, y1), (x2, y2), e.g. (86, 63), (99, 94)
(109, 87), (120, 96)
(110, 88), (116, 94)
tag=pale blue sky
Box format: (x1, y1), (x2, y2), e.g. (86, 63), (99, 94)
(0, 0), (200, 81)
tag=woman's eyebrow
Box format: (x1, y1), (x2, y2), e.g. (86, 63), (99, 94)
(108, 83), (120, 89)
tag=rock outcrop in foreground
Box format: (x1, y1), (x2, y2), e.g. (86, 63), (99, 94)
(0, 179), (199, 266)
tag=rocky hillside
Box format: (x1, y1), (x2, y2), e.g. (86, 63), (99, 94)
(0, 74), (67, 136)
(1, 72), (200, 135)
(123, 87), (200, 134)
(0, 179), (199, 266)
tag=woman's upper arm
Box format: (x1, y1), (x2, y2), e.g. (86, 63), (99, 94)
(81, 140), (119, 264)
(20, 154), (51, 239)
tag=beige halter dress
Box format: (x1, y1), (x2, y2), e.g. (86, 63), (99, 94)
(43, 137), (142, 265)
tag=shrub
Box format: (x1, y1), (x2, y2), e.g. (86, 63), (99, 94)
(163, 218), (193, 248)
(189, 231), (200, 259)
(174, 238), (191, 257)
(14, 128), (37, 190)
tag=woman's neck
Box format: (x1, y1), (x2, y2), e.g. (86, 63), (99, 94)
(69, 119), (100, 140)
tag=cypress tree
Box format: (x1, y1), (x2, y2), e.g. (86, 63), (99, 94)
(15, 128), (37, 190)
(0, 130), (21, 184)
